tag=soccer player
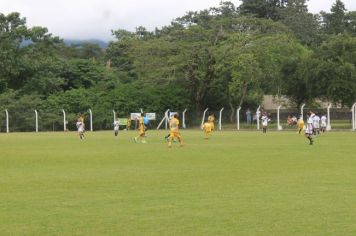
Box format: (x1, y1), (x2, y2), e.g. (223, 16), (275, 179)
(321, 114), (327, 133)
(134, 113), (146, 143)
(261, 112), (270, 133)
(305, 112), (314, 145)
(297, 115), (304, 134)
(76, 118), (85, 140)
(208, 114), (215, 130)
(168, 114), (184, 148)
(202, 122), (213, 139)
(313, 112), (321, 135)
(126, 116), (131, 130)
(113, 119), (120, 136)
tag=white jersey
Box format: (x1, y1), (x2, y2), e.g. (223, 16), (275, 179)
(313, 115), (320, 129)
(261, 115), (269, 126)
(321, 116), (327, 127)
(76, 121), (85, 133)
(305, 116), (314, 134)
(113, 121), (120, 131)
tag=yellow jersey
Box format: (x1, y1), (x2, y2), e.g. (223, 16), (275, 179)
(297, 119), (304, 129)
(139, 116), (145, 134)
(170, 118), (179, 133)
(203, 122), (212, 132)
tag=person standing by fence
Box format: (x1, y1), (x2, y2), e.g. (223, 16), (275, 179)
(246, 109), (252, 125)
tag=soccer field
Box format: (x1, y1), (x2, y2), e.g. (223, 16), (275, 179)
(1, 131), (356, 235)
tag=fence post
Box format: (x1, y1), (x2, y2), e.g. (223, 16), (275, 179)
(237, 107), (241, 131)
(327, 104), (332, 131)
(113, 110), (116, 123)
(354, 105), (356, 131)
(256, 106), (261, 130)
(88, 109), (93, 132)
(182, 108), (187, 129)
(157, 109), (169, 130)
(218, 108), (224, 131)
(35, 110), (38, 133)
(277, 105), (283, 131)
(301, 104), (306, 120)
(165, 111), (170, 130)
(201, 108), (209, 129)
(5, 109), (9, 133)
(62, 109), (66, 131)
(351, 103), (356, 131)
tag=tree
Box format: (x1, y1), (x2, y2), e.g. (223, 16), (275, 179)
(345, 11), (356, 36)
(239, 0), (283, 20)
(321, 0), (347, 34)
(0, 12), (62, 93)
(229, 53), (263, 109)
(283, 34), (356, 107)
(278, 0), (321, 45)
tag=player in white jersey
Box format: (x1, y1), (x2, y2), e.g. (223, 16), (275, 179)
(320, 114), (327, 133)
(305, 112), (314, 145)
(261, 112), (270, 133)
(313, 113), (321, 135)
(76, 119), (85, 140)
(113, 120), (120, 136)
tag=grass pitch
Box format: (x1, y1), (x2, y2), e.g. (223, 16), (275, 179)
(1, 130), (356, 235)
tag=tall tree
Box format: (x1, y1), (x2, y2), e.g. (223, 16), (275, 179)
(279, 0), (320, 45)
(239, 0), (283, 20)
(321, 0), (347, 34)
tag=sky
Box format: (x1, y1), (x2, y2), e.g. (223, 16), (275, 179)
(1, 0), (356, 41)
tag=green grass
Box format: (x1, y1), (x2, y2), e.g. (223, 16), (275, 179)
(1, 130), (356, 235)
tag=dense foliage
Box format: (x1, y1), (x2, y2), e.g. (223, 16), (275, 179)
(0, 0), (355, 130)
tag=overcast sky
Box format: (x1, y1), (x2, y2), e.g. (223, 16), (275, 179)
(2, 0), (356, 41)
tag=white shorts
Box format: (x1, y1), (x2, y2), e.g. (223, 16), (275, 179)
(305, 128), (313, 135)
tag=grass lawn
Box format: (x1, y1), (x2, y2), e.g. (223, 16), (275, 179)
(0, 130), (356, 235)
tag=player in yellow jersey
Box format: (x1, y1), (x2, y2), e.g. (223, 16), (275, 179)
(207, 114), (215, 130)
(168, 114), (183, 148)
(202, 122), (212, 139)
(126, 116), (131, 130)
(297, 115), (304, 134)
(134, 113), (146, 143)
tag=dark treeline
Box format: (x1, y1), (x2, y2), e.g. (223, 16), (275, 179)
(0, 0), (355, 130)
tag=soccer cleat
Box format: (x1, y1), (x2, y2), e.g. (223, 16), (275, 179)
(134, 137), (138, 143)
(142, 140), (147, 144)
